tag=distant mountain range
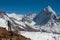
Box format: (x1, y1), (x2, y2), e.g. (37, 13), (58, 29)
(0, 6), (60, 33)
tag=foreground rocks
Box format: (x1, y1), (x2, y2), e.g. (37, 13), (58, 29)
(0, 27), (30, 40)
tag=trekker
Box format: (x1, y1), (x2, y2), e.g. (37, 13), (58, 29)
(7, 20), (11, 31)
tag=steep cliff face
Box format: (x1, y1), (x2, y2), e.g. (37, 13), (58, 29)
(33, 6), (57, 25)
(33, 6), (60, 33)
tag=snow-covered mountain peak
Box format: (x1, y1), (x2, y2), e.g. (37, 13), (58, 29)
(26, 13), (36, 20)
(7, 13), (24, 21)
(44, 6), (56, 16)
(46, 6), (52, 12)
(0, 11), (9, 19)
(33, 6), (58, 25)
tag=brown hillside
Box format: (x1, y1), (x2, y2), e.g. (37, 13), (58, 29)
(0, 27), (30, 40)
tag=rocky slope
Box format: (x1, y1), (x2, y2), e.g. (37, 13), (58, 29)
(0, 27), (30, 40)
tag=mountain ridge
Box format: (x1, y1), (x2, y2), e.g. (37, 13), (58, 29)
(0, 6), (60, 33)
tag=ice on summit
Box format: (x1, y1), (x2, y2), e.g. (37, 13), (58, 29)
(46, 6), (56, 15)
(46, 6), (53, 12)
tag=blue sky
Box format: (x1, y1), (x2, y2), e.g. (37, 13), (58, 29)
(0, 0), (60, 15)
